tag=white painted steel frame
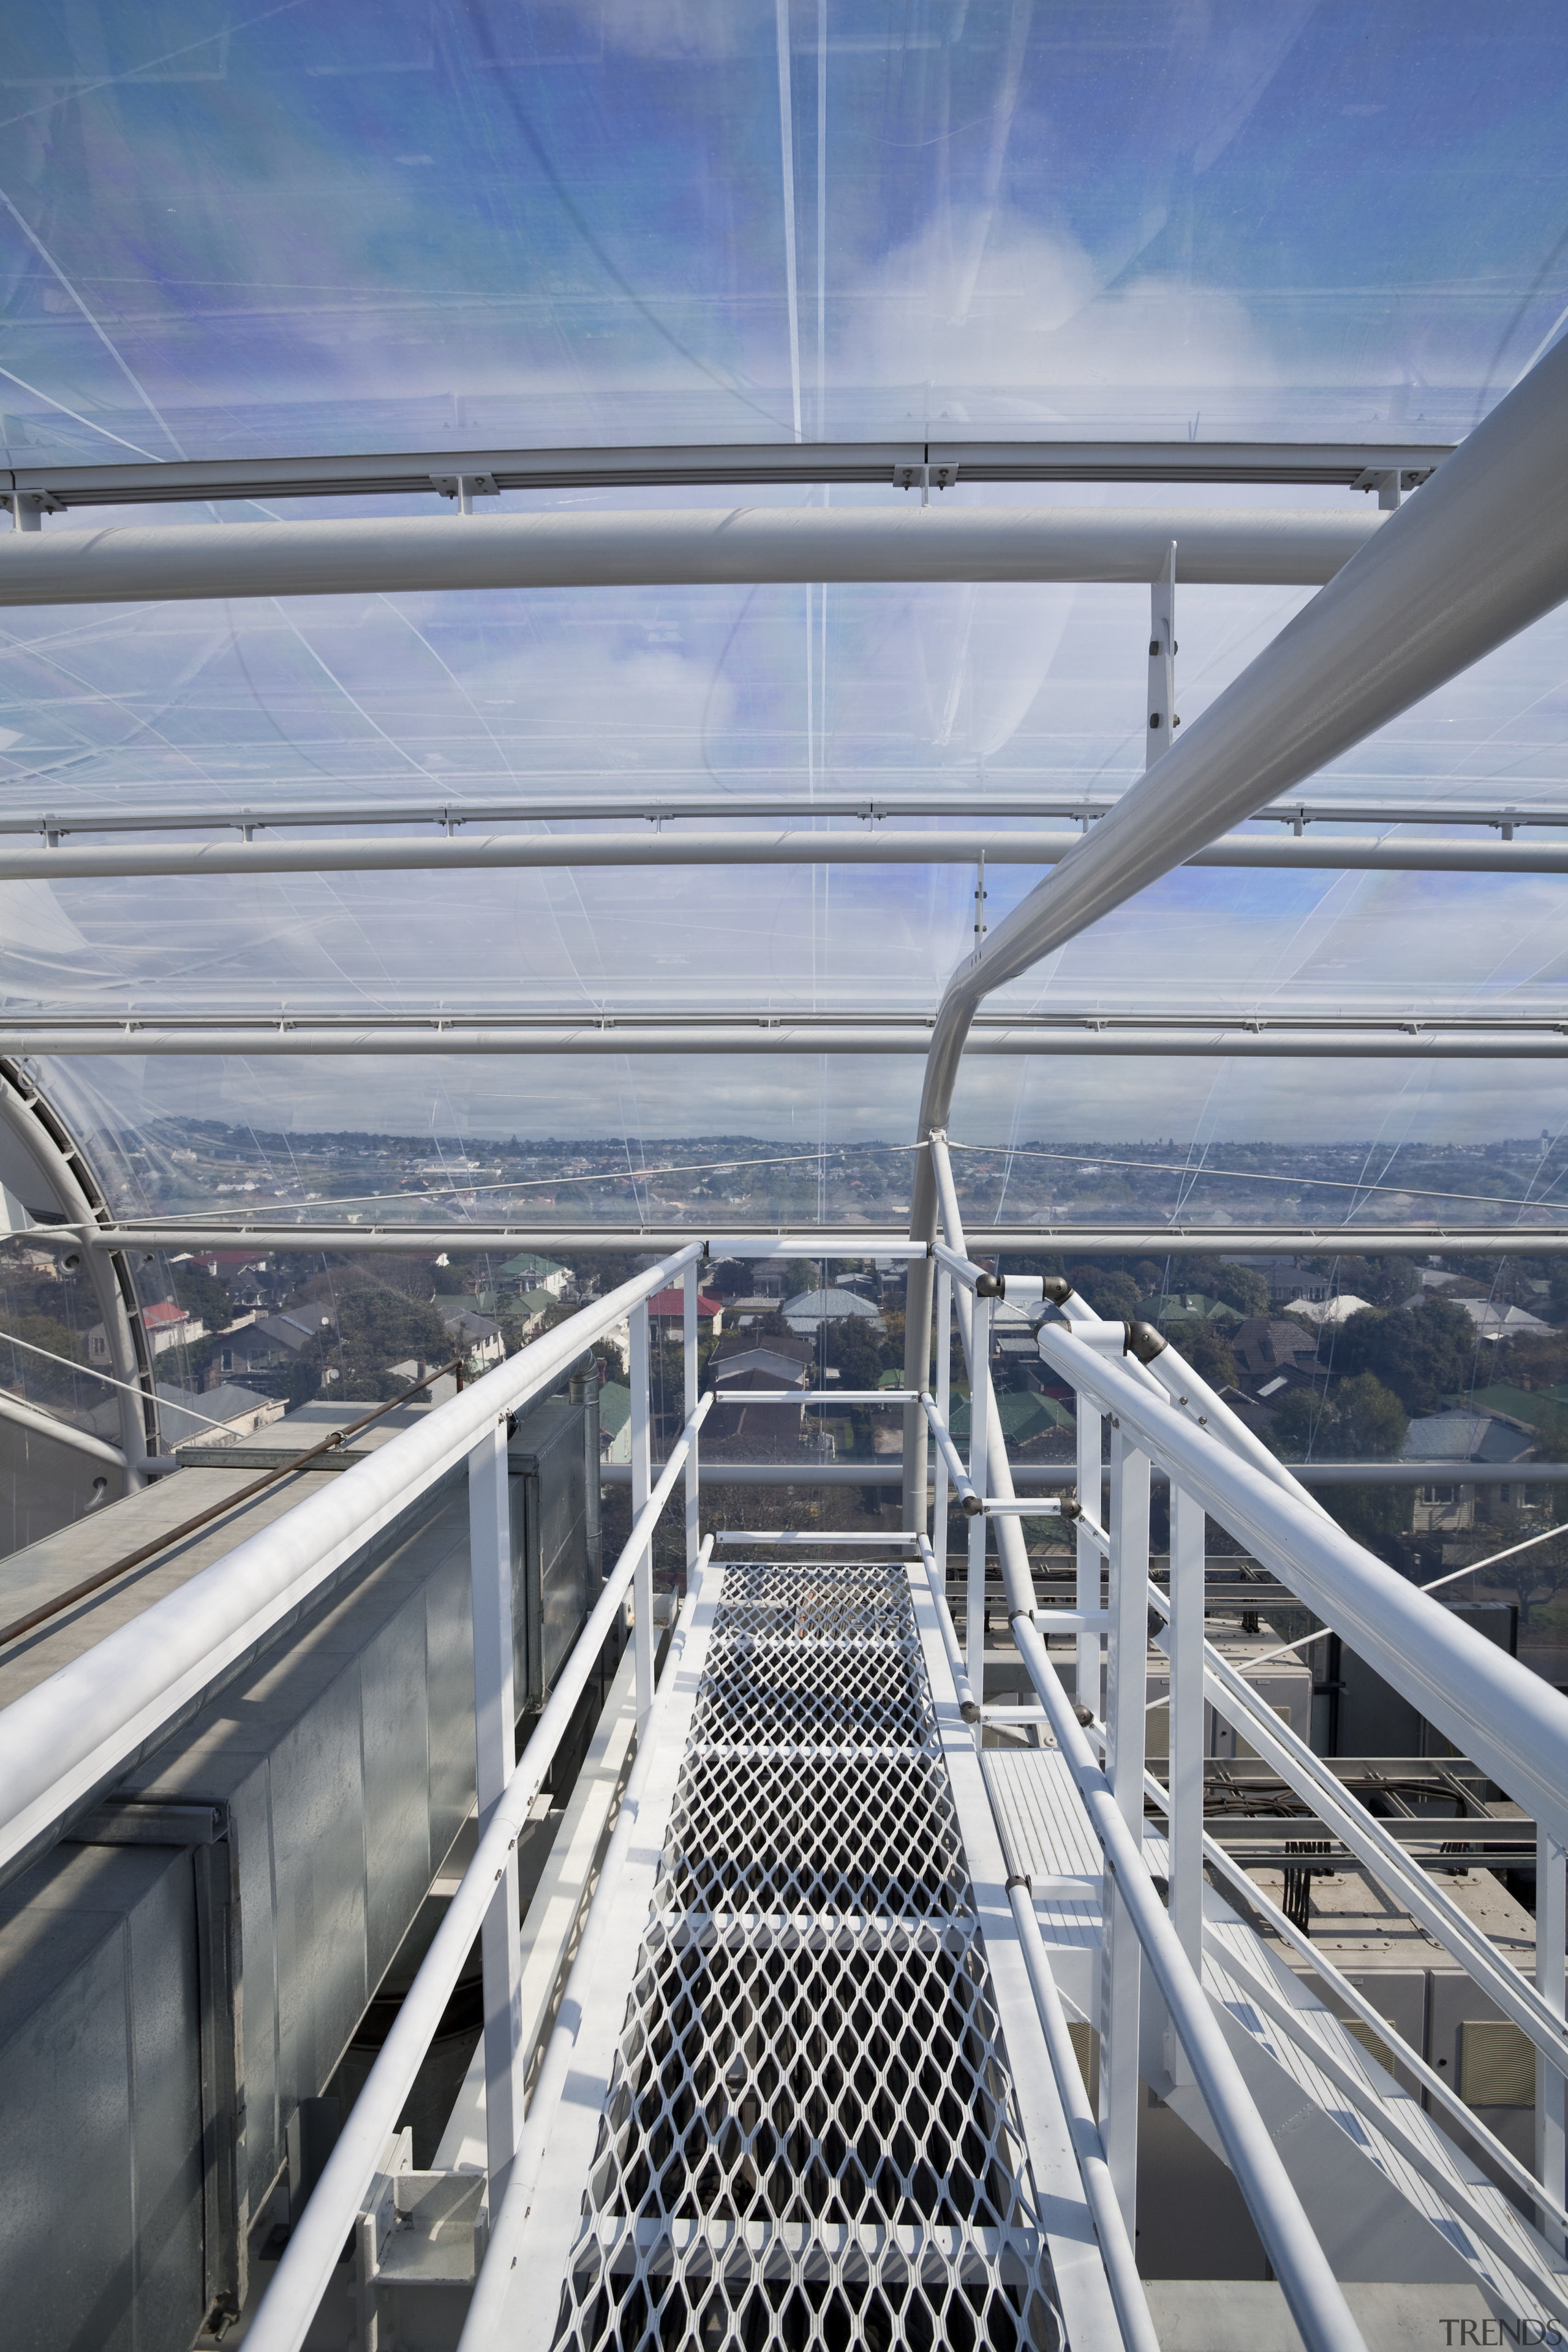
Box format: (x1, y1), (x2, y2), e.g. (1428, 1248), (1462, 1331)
(1, 434), (1450, 508)
(8, 823), (1568, 880)
(904, 331), (1568, 1521)
(80, 1221), (1568, 1256)
(0, 1243), (703, 1889)
(243, 1393), (713, 2352)
(0, 503), (1386, 608)
(5, 786), (1559, 835)
(457, 1547), (718, 2351)
(922, 1136), (1364, 2352)
(14, 1011), (1568, 1056)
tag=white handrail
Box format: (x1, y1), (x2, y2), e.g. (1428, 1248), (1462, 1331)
(925, 1152), (1365, 2352)
(1036, 1317), (1568, 1850)
(0, 1243), (702, 1887)
(244, 1397), (711, 2352)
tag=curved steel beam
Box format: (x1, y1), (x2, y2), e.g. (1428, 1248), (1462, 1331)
(2, 825), (1568, 881)
(0, 1061), (157, 1481)
(902, 335), (1568, 1518)
(0, 1384), (124, 1468)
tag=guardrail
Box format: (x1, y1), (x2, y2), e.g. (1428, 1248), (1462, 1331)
(0, 1245), (703, 1890)
(243, 1322), (713, 2350)
(924, 1127), (1568, 2312)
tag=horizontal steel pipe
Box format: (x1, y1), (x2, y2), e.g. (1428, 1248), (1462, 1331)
(601, 1459), (1568, 1487)
(4, 789), (1563, 839)
(7, 1013), (1568, 1057)
(80, 1221), (1568, 1255)
(0, 1242), (701, 1888)
(4, 824), (1568, 882)
(0, 505), (1382, 608)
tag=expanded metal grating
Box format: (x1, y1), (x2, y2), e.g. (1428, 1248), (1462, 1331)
(551, 1560), (1065, 2351)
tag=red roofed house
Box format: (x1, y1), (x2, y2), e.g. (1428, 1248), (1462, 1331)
(88, 1299), (205, 1364)
(646, 1286), (723, 1337)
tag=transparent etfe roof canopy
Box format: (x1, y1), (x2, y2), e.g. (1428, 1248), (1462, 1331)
(0, 0), (1564, 1174)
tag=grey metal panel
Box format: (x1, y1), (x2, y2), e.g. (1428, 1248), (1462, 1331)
(127, 1849), (206, 2352)
(266, 1654), (369, 2121)
(509, 1396), (590, 1705)
(360, 1595), (434, 1991)
(423, 1512), (475, 1868)
(0, 1841), (202, 2352)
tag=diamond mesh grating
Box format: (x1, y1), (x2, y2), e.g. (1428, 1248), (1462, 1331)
(551, 1561), (1063, 2351)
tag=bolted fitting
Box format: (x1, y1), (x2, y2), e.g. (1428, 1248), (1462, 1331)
(975, 1271), (1005, 1298)
(959, 1699), (981, 1724)
(1039, 1274), (1074, 1305)
(1124, 1318), (1168, 1364)
(960, 1492), (984, 1518)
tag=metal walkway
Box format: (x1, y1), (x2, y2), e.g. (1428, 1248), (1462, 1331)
(487, 1553), (1088, 2351)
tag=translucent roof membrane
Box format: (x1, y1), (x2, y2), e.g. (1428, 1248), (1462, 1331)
(0, 3), (1564, 1169)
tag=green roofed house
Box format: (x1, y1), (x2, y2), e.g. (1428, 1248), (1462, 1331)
(498, 1252), (571, 1298)
(948, 1392), (1073, 1446)
(1135, 1292), (1243, 1327)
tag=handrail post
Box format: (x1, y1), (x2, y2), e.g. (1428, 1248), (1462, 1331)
(467, 1413), (523, 2199)
(630, 1298), (653, 1730)
(966, 1287), (992, 1727)
(683, 1267), (699, 1580)
(1076, 1387), (1103, 1724)
(933, 1263), (952, 1620)
(1541, 1831), (1567, 2252)
(1166, 1481), (1205, 2086)
(1101, 1423), (1150, 2236)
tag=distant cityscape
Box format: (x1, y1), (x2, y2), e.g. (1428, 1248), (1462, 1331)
(83, 1118), (1568, 1234)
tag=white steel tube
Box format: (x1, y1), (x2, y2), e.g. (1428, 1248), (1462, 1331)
(458, 1551), (712, 2352)
(9, 1017), (1568, 1058)
(682, 1266), (699, 1578)
(1136, 1335), (1334, 1521)
(1076, 1389), (1103, 1725)
(1540, 1834), (1567, 2251)
(0, 1385), (125, 1467)
(922, 1390), (981, 1515)
(11, 824), (1568, 882)
(0, 505), (1382, 609)
(468, 1415), (523, 2193)
(1166, 1484), (1205, 1985)
(905, 334), (1568, 1517)
(0, 1243), (702, 1888)
(966, 1289), (992, 1717)
(630, 1299), (653, 1730)
(916, 1532), (979, 1721)
(1038, 1319), (1568, 1851)
(1005, 1881), (1163, 2352)
(1010, 1616), (1365, 2352)
(1100, 1431), (1149, 2234)
(244, 1404), (710, 2352)
(933, 1263), (952, 1580)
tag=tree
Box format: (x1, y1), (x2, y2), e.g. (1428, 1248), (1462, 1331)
(1331, 1297), (1476, 1414)
(1166, 1257), (1269, 1317)
(336, 1288), (447, 1395)
(1182, 1324), (1239, 1390)
(171, 1262), (233, 1332)
(1266, 1371), (1408, 1462)
(1072, 1269), (1141, 1321)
